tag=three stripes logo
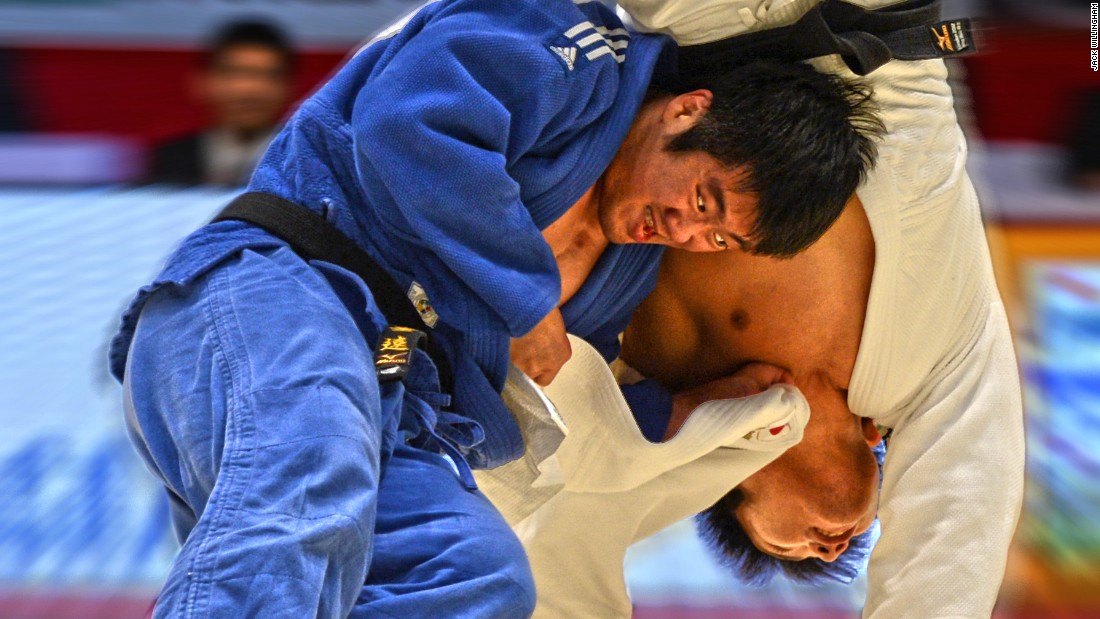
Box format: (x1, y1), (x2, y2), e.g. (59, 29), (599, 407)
(549, 45), (577, 71)
(548, 20), (630, 72)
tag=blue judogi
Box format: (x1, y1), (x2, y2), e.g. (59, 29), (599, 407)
(109, 0), (675, 616)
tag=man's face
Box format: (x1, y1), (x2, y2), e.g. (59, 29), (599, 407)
(736, 382), (882, 562)
(199, 44), (291, 134)
(596, 91), (758, 252)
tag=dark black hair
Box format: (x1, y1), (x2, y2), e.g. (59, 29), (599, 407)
(667, 59), (883, 257)
(697, 441), (886, 586)
(204, 19), (295, 72)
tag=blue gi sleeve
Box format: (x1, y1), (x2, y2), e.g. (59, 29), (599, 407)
(352, 0), (619, 337)
(621, 379), (674, 442)
(584, 322), (629, 364)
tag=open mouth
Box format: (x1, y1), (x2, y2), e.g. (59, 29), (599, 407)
(635, 206), (657, 243)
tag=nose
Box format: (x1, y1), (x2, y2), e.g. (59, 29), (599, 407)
(664, 207), (712, 248)
(814, 539), (849, 563)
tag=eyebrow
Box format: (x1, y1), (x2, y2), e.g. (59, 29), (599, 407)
(708, 177), (750, 250)
(762, 542), (799, 561)
(707, 177), (727, 222)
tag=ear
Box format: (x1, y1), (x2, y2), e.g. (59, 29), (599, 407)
(661, 88), (713, 134)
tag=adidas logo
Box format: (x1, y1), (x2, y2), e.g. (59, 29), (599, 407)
(550, 45), (576, 71)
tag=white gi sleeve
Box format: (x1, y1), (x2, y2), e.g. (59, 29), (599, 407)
(515, 416), (804, 619)
(865, 303), (1025, 618)
(846, 49), (1026, 619)
(612, 3), (1027, 617)
(480, 336), (809, 618)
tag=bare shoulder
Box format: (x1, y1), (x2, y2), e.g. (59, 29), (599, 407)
(623, 196), (874, 391)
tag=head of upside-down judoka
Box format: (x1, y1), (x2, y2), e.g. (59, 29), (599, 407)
(590, 58), (882, 258)
(698, 384), (886, 585)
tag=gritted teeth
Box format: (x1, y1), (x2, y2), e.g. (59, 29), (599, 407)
(816, 528), (847, 539)
(637, 206), (656, 241)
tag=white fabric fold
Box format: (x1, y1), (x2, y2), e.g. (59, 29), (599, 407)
(544, 335), (808, 493)
(478, 336), (810, 617)
(581, 4), (1027, 617)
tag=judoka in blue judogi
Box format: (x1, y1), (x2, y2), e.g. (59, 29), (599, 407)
(108, 0), (879, 615)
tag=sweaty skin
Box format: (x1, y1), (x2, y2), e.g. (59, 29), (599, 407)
(510, 90), (758, 385)
(621, 195), (880, 561)
(541, 184), (608, 306)
(622, 195), (873, 395)
(513, 185), (607, 386)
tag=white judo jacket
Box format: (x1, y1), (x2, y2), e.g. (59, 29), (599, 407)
(482, 1), (1027, 617)
(476, 335), (810, 617)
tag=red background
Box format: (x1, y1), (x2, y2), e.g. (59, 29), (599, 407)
(10, 25), (1100, 146)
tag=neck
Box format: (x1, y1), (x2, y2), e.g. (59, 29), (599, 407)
(541, 182), (611, 306)
(573, 181), (606, 241)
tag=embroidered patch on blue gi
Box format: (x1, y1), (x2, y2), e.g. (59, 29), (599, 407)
(406, 281), (439, 328)
(375, 325), (427, 382)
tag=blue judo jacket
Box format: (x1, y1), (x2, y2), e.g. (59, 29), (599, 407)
(110, 0), (676, 468)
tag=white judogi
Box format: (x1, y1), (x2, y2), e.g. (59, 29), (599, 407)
(484, 2), (1026, 617)
(476, 335), (809, 617)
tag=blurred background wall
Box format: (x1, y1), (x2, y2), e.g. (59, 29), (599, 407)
(0, 0), (1096, 617)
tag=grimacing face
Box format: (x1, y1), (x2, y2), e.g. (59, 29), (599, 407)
(594, 90), (758, 253)
(735, 384), (883, 562)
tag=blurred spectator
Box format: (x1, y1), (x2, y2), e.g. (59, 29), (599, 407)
(147, 20), (294, 186)
(1067, 89), (1100, 191)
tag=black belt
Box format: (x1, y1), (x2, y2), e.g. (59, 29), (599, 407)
(677, 0), (977, 78)
(212, 192), (454, 391)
